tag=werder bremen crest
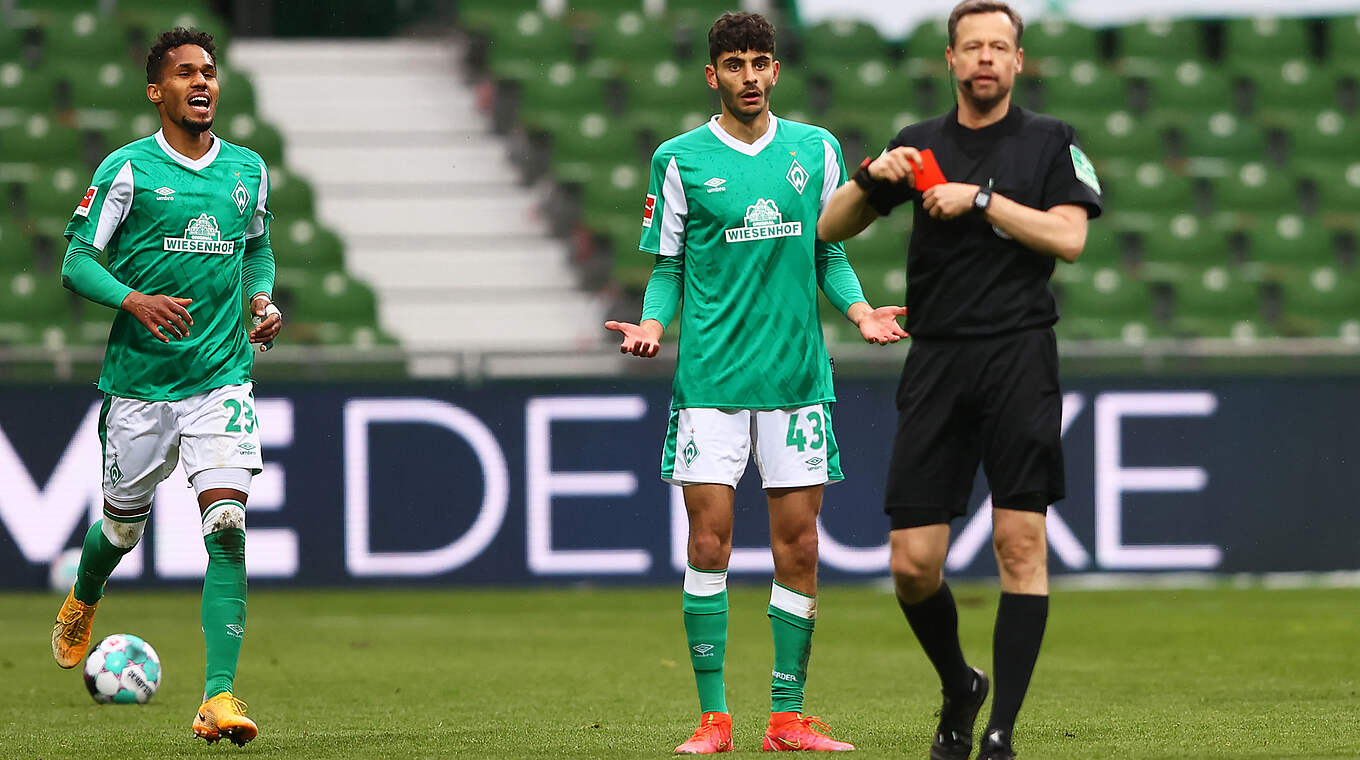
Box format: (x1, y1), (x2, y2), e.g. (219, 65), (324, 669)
(164, 213), (235, 255)
(723, 198), (802, 243)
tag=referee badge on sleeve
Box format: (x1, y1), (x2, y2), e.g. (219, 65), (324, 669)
(1070, 145), (1101, 194)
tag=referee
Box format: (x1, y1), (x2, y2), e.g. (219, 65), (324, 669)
(818, 2), (1102, 760)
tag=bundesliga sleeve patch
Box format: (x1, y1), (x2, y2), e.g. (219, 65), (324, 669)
(74, 186), (98, 217)
(1070, 145), (1101, 195)
(642, 194), (656, 228)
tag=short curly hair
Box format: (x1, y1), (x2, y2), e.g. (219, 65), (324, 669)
(708, 12), (775, 64)
(146, 27), (216, 84)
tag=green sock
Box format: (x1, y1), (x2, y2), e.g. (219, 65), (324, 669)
(202, 501), (247, 699)
(768, 582), (817, 714)
(73, 520), (134, 604)
(683, 566), (729, 714)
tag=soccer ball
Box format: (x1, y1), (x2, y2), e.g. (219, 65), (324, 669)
(83, 634), (162, 704)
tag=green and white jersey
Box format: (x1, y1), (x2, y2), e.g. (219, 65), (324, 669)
(640, 114), (849, 409)
(65, 130), (272, 401)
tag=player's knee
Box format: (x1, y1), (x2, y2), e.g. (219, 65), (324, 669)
(772, 528), (818, 568)
(688, 532), (730, 567)
(101, 518), (146, 550)
(993, 532), (1045, 580)
(890, 552), (942, 601)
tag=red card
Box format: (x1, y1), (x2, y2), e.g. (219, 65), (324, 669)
(912, 149), (947, 191)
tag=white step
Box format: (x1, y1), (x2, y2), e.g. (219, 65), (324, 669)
(348, 248), (574, 291)
(385, 296), (606, 351)
(317, 197), (549, 238)
(288, 146), (513, 186)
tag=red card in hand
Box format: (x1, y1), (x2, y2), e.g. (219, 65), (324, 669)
(912, 149), (947, 191)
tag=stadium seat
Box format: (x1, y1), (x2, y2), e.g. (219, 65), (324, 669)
(216, 113), (285, 166)
(826, 59), (912, 113)
(280, 218), (344, 270)
(1236, 59), (1337, 127)
(1301, 160), (1360, 216)
(57, 61), (143, 113)
(1209, 162), (1300, 215)
(587, 11), (674, 69)
(800, 19), (888, 75)
(266, 167), (315, 220)
(483, 11), (577, 77)
(1030, 19), (1102, 62)
(1117, 18), (1205, 65)
(1055, 267), (1156, 341)
(907, 17), (950, 62)
(213, 66), (260, 123)
(1107, 162), (1196, 215)
(1171, 265), (1264, 338)
(38, 10), (136, 66)
(1325, 15), (1360, 63)
(1137, 214), (1233, 282)
(115, 6), (230, 53)
(1244, 214), (1337, 270)
(0, 61), (57, 114)
(0, 116), (86, 167)
(623, 60), (712, 114)
(1067, 111), (1164, 164)
(286, 270), (378, 328)
(456, 0), (540, 35)
(514, 61), (610, 122)
(0, 271), (77, 342)
(1279, 266), (1360, 338)
(1289, 110), (1360, 164)
(22, 164), (87, 221)
(1041, 60), (1130, 115)
(1142, 60), (1234, 115)
(0, 220), (34, 272)
(1222, 16), (1312, 65)
(1174, 111), (1269, 162)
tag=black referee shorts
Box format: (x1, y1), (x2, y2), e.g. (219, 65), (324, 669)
(884, 327), (1065, 530)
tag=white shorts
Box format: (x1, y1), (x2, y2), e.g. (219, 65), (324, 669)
(660, 404), (843, 489)
(100, 383), (263, 511)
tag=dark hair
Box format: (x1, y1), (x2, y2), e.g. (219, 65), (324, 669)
(146, 27), (216, 84)
(708, 12), (775, 64)
(947, 0), (1024, 48)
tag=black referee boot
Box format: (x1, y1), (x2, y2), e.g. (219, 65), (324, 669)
(976, 728), (1016, 760)
(928, 666), (988, 760)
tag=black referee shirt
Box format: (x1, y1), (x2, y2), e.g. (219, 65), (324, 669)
(867, 105), (1104, 339)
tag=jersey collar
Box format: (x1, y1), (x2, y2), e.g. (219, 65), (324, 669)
(153, 129), (221, 171)
(707, 113), (779, 157)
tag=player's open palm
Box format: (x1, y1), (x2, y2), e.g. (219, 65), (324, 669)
(858, 305), (909, 345)
(605, 319), (663, 358)
(122, 291), (193, 343)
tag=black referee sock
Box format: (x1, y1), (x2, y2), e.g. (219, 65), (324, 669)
(897, 582), (973, 696)
(987, 592), (1049, 735)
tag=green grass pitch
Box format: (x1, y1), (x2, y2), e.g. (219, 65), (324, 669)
(2, 585), (1355, 759)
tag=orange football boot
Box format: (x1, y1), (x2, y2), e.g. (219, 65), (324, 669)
(52, 588), (98, 668)
(762, 712), (855, 751)
(675, 711), (733, 754)
(193, 692), (259, 746)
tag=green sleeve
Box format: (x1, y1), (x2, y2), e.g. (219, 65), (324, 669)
(815, 238), (867, 316)
(242, 228), (276, 300)
(639, 254), (683, 328)
(60, 237), (133, 310)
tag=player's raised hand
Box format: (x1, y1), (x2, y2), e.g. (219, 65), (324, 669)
(869, 146), (924, 185)
(604, 319), (663, 358)
(855, 305), (909, 345)
(121, 291), (193, 342)
(248, 294), (282, 350)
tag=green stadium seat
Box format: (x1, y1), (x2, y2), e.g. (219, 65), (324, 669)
(1027, 19), (1101, 62)
(1300, 160), (1360, 216)
(0, 220), (34, 272)
(213, 66), (260, 124)
(515, 61), (610, 122)
(582, 160), (646, 218)
(279, 218), (344, 270)
(39, 10), (137, 66)
(115, 6), (230, 53)
(587, 10), (672, 69)
(1078, 219), (1123, 267)
(217, 113), (284, 166)
(1137, 213), (1232, 277)
(1209, 162), (1300, 215)
(103, 111), (161, 151)
(1055, 267), (1156, 341)
(1236, 59), (1337, 128)
(1279, 266), (1360, 338)
(0, 24), (22, 61)
(0, 116), (86, 167)
(1041, 60), (1130, 114)
(1175, 111), (1268, 162)
(907, 17), (950, 59)
(624, 60), (713, 114)
(1171, 265), (1265, 338)
(1289, 110), (1360, 164)
(484, 11), (577, 78)
(1142, 60), (1234, 115)
(266, 167), (315, 220)
(800, 19), (889, 76)
(1222, 16), (1312, 65)
(1326, 15), (1360, 63)
(0, 61), (57, 114)
(1117, 18), (1205, 64)
(1106, 162), (1195, 215)
(1244, 214), (1337, 269)
(0, 270), (76, 331)
(57, 61), (143, 113)
(286, 271), (377, 328)
(1067, 111), (1164, 164)
(826, 59), (912, 112)
(22, 163), (87, 220)
(456, 0), (540, 34)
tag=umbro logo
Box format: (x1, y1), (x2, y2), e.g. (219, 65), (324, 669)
(226, 624), (244, 637)
(704, 177), (727, 193)
(154, 186), (175, 201)
(692, 643), (715, 656)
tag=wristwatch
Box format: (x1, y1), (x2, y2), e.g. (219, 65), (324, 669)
(851, 156), (879, 192)
(972, 178), (994, 213)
